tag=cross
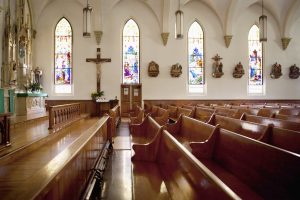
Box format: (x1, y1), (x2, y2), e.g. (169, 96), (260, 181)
(86, 48), (111, 92)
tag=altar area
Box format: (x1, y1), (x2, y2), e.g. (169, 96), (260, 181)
(15, 92), (47, 116)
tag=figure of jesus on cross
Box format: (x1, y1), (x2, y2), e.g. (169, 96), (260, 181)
(86, 48), (111, 93)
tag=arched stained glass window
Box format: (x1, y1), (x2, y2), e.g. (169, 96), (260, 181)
(188, 21), (204, 94)
(248, 25), (263, 94)
(54, 18), (72, 94)
(123, 19), (140, 84)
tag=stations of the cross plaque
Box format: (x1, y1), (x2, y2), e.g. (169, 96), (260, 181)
(86, 48), (111, 92)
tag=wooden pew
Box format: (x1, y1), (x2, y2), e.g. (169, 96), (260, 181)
(130, 115), (162, 145)
(190, 128), (300, 199)
(132, 130), (241, 200)
(214, 107), (238, 118)
(256, 108), (279, 118)
(145, 105), (160, 116)
(48, 103), (81, 129)
(207, 114), (270, 140)
(166, 115), (218, 150)
(129, 106), (144, 125)
(168, 106), (193, 123)
(152, 107), (169, 125)
(241, 113), (300, 132)
(278, 108), (300, 116)
(109, 105), (121, 138)
(193, 107), (215, 122)
(235, 108), (259, 119)
(274, 113), (300, 123)
(0, 115), (112, 200)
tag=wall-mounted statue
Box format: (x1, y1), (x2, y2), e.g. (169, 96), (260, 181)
(233, 62), (244, 78)
(212, 54), (224, 78)
(170, 63), (182, 77)
(270, 62), (282, 79)
(289, 64), (300, 79)
(148, 61), (159, 77)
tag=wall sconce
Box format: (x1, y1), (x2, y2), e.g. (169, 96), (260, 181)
(259, 0), (267, 42)
(83, 0), (92, 37)
(175, 0), (183, 39)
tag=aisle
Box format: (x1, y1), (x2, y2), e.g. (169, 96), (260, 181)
(102, 119), (132, 200)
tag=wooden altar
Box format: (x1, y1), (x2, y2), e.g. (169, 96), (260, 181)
(94, 99), (119, 117)
(15, 93), (48, 116)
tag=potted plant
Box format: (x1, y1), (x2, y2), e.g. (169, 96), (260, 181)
(91, 91), (104, 100)
(29, 83), (43, 93)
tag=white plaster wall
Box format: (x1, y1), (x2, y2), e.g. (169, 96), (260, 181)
(33, 0), (300, 100)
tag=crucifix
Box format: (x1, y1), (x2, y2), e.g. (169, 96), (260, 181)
(86, 48), (111, 92)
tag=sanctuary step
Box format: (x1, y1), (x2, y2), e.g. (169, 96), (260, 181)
(0, 116), (106, 199)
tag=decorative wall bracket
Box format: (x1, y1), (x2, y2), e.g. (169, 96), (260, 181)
(224, 35), (232, 48)
(212, 54), (224, 78)
(233, 62), (244, 78)
(161, 32), (169, 46)
(94, 31), (103, 45)
(281, 37), (291, 50)
(148, 61), (159, 77)
(270, 62), (282, 79)
(289, 64), (300, 79)
(170, 63), (182, 77)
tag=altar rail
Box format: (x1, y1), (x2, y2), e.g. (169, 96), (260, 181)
(0, 113), (12, 150)
(48, 103), (81, 129)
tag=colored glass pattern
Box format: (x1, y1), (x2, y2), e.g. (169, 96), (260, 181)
(188, 21), (204, 93)
(248, 25), (263, 94)
(123, 19), (140, 84)
(55, 18), (72, 88)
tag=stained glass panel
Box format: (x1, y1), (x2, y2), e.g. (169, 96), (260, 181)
(123, 19), (140, 84)
(188, 21), (204, 93)
(248, 25), (263, 94)
(55, 18), (72, 87)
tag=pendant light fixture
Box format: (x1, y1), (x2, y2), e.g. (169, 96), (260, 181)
(83, 0), (92, 37)
(259, 0), (267, 42)
(175, 0), (183, 39)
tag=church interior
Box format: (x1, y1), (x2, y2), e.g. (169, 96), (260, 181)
(0, 0), (300, 199)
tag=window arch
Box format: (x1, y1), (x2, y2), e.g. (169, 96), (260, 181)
(248, 25), (263, 94)
(188, 21), (204, 94)
(54, 18), (72, 94)
(122, 19), (140, 84)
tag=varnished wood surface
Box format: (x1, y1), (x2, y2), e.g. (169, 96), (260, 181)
(0, 116), (105, 199)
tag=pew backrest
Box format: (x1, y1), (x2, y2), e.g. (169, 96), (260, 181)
(241, 113), (300, 132)
(208, 114), (268, 140)
(214, 107), (238, 118)
(274, 114), (300, 123)
(257, 108), (279, 118)
(278, 108), (300, 116)
(193, 107), (215, 122)
(153, 107), (169, 125)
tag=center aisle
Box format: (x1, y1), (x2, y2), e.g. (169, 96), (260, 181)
(102, 118), (132, 200)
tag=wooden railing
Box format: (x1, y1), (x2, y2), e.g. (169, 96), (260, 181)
(48, 103), (81, 129)
(0, 113), (12, 149)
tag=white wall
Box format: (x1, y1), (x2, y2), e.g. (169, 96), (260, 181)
(33, 0), (300, 100)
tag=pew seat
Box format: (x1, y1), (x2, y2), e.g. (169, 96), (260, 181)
(191, 128), (300, 199)
(152, 107), (169, 125)
(132, 130), (241, 200)
(166, 115), (218, 150)
(193, 107), (215, 122)
(130, 115), (162, 146)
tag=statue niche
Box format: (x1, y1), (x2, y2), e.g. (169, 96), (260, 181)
(270, 62), (282, 79)
(233, 62), (244, 78)
(212, 54), (224, 78)
(289, 64), (300, 79)
(170, 63), (182, 77)
(148, 61), (159, 77)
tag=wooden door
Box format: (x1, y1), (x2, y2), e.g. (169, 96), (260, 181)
(120, 84), (142, 117)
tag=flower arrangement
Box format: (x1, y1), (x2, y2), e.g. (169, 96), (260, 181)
(91, 91), (104, 100)
(26, 83), (43, 93)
